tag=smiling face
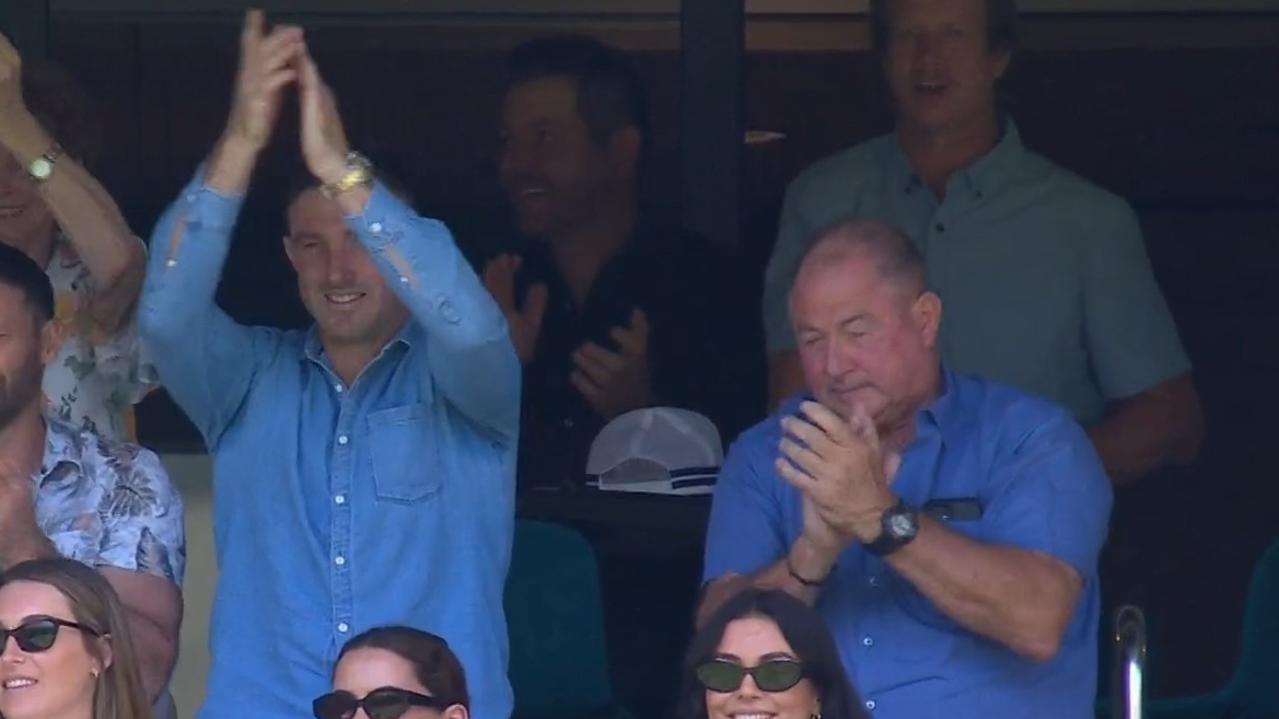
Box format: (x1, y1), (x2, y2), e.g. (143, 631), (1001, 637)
(498, 76), (622, 241)
(704, 616), (820, 719)
(0, 150), (57, 264)
(285, 189), (408, 354)
(882, 0), (1009, 140)
(0, 581), (105, 719)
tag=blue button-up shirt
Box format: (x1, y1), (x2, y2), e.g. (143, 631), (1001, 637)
(704, 369), (1112, 719)
(764, 121), (1190, 424)
(140, 175), (520, 719)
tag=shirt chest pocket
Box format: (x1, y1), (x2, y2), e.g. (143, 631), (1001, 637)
(366, 404), (442, 503)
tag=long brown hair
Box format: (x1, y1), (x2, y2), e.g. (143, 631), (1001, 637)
(1, 558), (152, 719)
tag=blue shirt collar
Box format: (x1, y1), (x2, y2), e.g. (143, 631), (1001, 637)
(889, 118), (1026, 201)
(302, 321), (419, 372)
(916, 366), (964, 444)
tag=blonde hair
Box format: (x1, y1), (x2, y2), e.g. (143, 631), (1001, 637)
(2, 559), (152, 719)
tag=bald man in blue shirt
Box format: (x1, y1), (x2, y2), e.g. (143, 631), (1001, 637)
(703, 220), (1112, 719)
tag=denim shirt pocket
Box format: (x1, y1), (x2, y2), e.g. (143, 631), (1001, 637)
(367, 403), (442, 503)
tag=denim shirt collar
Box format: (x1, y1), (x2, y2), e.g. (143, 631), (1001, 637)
(301, 321), (420, 377)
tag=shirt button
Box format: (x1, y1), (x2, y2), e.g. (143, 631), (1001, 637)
(563, 418), (574, 429)
(868, 576), (879, 587)
(334, 494), (346, 505)
(334, 384), (343, 393)
(337, 435), (349, 446)
(866, 700), (877, 711)
(165, 259), (178, 268)
(334, 555), (346, 566)
(185, 193), (197, 203)
(863, 636), (874, 647)
(337, 622), (349, 634)
(935, 222), (945, 233)
(369, 221), (384, 233)
(399, 276), (409, 283)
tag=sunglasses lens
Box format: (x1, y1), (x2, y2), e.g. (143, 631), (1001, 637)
(753, 660), (804, 692)
(14, 621), (59, 652)
(364, 690), (413, 719)
(312, 692), (357, 719)
(696, 661), (746, 693)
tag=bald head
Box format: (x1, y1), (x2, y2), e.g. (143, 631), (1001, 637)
(786, 218), (942, 434)
(792, 219), (927, 302)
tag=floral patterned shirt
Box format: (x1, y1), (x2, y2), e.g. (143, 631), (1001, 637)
(44, 236), (158, 442)
(34, 417), (185, 585)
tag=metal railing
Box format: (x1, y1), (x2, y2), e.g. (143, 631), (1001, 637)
(1111, 604), (1147, 719)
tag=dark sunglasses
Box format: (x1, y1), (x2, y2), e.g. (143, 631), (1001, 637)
(0, 617), (100, 654)
(313, 686), (448, 719)
(696, 658), (806, 693)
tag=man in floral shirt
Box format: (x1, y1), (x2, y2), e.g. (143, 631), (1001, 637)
(0, 242), (184, 705)
(0, 35), (155, 441)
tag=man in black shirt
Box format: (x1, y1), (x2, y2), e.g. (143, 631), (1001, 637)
(485, 35), (761, 490)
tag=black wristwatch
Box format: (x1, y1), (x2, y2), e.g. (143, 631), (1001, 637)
(864, 499), (919, 556)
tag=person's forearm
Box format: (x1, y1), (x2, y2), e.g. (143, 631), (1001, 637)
(347, 184), (520, 436)
(122, 606), (177, 702)
(885, 516), (1081, 662)
(698, 534), (836, 627)
(0, 529), (55, 571)
(3, 115), (143, 332)
(1087, 374), (1204, 485)
(140, 172), (244, 341)
(99, 568), (181, 704)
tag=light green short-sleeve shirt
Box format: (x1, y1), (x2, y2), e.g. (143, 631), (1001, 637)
(764, 121), (1190, 424)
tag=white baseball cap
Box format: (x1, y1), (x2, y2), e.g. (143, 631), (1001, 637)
(586, 407), (723, 496)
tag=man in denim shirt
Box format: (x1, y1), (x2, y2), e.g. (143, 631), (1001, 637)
(139, 12), (519, 719)
(0, 242), (184, 708)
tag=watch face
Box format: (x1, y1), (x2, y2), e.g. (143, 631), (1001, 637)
(888, 512), (918, 539)
(30, 157), (53, 180)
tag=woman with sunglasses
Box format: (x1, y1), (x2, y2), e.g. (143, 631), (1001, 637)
(0, 558), (152, 719)
(677, 588), (868, 719)
(314, 626), (469, 719)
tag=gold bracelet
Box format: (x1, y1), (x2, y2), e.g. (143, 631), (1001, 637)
(320, 152), (373, 198)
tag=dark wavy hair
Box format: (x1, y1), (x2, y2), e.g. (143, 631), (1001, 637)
(505, 34), (649, 152)
(335, 626), (469, 709)
(677, 589), (868, 719)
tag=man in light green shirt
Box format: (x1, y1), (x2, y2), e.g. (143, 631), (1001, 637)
(764, 0), (1203, 484)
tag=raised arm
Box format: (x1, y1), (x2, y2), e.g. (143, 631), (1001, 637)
(0, 35), (143, 334)
(139, 11), (302, 447)
(293, 48), (520, 437)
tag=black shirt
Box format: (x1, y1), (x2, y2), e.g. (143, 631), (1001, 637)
(502, 222), (764, 489)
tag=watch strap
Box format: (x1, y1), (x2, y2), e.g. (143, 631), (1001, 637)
(865, 499), (918, 557)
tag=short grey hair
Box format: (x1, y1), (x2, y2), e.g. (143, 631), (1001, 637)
(793, 219), (927, 296)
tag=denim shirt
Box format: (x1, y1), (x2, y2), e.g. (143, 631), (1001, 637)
(140, 175), (520, 719)
(704, 369), (1113, 719)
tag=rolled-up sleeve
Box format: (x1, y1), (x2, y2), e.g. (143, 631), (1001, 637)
(345, 184), (521, 439)
(139, 173), (272, 449)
